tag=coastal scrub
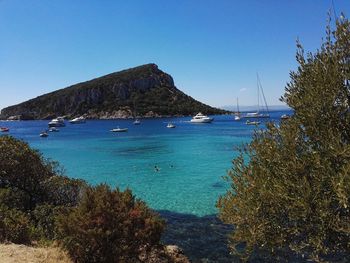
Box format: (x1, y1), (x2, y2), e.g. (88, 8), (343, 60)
(217, 15), (350, 261)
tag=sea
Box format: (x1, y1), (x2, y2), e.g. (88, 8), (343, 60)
(0, 110), (292, 262)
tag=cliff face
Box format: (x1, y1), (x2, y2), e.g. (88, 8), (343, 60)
(0, 64), (226, 120)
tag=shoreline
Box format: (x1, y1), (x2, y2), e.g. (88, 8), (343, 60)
(159, 211), (237, 262)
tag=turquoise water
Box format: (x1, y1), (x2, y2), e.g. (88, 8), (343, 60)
(0, 112), (287, 216)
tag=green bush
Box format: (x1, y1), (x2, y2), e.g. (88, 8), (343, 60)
(0, 136), (167, 261)
(0, 136), (86, 243)
(30, 204), (70, 241)
(56, 184), (165, 263)
(217, 16), (350, 261)
(0, 188), (28, 211)
(0, 204), (31, 244)
(44, 175), (86, 207)
(0, 136), (60, 211)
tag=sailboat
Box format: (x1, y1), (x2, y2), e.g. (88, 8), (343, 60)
(132, 100), (141, 125)
(244, 74), (270, 119)
(234, 98), (241, 121)
(133, 119), (141, 125)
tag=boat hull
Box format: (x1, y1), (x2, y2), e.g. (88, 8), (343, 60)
(243, 114), (269, 118)
(48, 122), (65, 127)
(69, 120), (85, 124)
(190, 118), (213, 123)
(110, 128), (128, 132)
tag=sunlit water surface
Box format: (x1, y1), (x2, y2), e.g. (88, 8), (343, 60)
(1, 111), (291, 261)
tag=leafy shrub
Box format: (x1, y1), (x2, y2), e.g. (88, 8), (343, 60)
(56, 184), (165, 263)
(0, 188), (28, 211)
(44, 175), (86, 207)
(30, 204), (70, 241)
(217, 16), (350, 261)
(0, 136), (86, 244)
(0, 205), (31, 244)
(0, 136), (59, 210)
(0, 136), (167, 261)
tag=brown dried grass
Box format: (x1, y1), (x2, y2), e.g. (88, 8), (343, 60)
(0, 243), (72, 263)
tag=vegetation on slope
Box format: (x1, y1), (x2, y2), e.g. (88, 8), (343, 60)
(0, 135), (173, 262)
(217, 16), (350, 261)
(0, 64), (226, 120)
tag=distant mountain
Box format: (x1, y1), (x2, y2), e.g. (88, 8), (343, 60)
(221, 104), (291, 112)
(0, 64), (227, 120)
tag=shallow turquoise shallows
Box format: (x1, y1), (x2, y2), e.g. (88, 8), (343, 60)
(0, 111), (289, 216)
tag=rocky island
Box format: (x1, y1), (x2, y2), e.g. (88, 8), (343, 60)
(0, 64), (226, 120)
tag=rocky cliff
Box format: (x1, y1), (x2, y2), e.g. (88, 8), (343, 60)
(0, 64), (226, 120)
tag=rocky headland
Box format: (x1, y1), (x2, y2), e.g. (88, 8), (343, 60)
(0, 64), (227, 120)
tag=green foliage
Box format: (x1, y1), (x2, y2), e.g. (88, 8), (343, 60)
(0, 64), (226, 119)
(0, 136), (85, 211)
(56, 184), (165, 263)
(0, 204), (31, 244)
(30, 204), (69, 241)
(217, 16), (350, 261)
(44, 175), (86, 207)
(0, 135), (86, 242)
(0, 135), (58, 210)
(0, 135), (166, 262)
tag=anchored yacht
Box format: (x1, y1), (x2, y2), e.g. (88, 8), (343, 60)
(48, 117), (65, 127)
(69, 116), (86, 124)
(190, 113), (213, 123)
(110, 127), (128, 132)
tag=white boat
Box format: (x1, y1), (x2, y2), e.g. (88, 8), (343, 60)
(245, 112), (270, 118)
(133, 119), (141, 125)
(48, 117), (66, 127)
(167, 123), (176, 128)
(246, 120), (260, 125)
(69, 116), (86, 124)
(49, 127), (59, 132)
(40, 131), (49, 137)
(234, 98), (241, 121)
(190, 113), (213, 123)
(0, 127), (10, 132)
(110, 127), (128, 132)
(244, 74), (270, 119)
(281, 114), (290, 120)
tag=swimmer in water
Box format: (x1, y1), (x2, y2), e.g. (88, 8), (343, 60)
(154, 165), (160, 172)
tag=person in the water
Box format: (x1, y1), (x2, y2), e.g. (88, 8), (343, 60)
(154, 165), (160, 172)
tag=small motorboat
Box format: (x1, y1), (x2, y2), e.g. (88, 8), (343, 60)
(0, 127), (10, 132)
(167, 123), (176, 128)
(133, 119), (141, 125)
(280, 114), (290, 120)
(246, 120), (260, 125)
(69, 116), (86, 124)
(110, 127), (128, 132)
(49, 127), (59, 132)
(40, 131), (49, 137)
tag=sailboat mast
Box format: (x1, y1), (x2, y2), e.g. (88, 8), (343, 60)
(236, 97), (240, 113)
(257, 74), (270, 114)
(257, 73), (260, 114)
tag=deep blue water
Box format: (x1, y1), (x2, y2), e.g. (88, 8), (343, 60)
(0, 110), (290, 217)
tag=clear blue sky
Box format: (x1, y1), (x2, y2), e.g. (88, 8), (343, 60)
(1, 0), (349, 111)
